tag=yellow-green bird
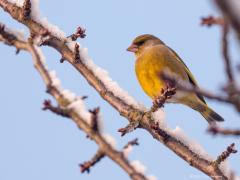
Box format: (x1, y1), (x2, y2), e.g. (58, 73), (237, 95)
(127, 34), (224, 123)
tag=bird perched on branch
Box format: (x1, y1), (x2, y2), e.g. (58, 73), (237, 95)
(127, 34), (224, 123)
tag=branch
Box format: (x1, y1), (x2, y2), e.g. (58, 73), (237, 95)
(0, 24), (147, 180)
(201, 15), (235, 85)
(42, 99), (70, 118)
(221, 20), (235, 84)
(160, 72), (230, 103)
(79, 149), (105, 173)
(0, 1), (232, 179)
(208, 125), (240, 136)
(214, 0), (240, 41)
(201, 15), (224, 26)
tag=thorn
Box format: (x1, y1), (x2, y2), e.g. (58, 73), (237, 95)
(0, 23), (5, 32)
(81, 95), (88, 100)
(60, 57), (65, 63)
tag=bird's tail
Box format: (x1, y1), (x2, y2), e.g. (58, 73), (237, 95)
(182, 96), (224, 124)
(200, 105), (224, 124)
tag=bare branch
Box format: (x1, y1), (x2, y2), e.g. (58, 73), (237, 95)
(221, 20), (235, 85)
(160, 72), (230, 103)
(201, 15), (224, 26)
(215, 0), (240, 41)
(208, 125), (240, 136)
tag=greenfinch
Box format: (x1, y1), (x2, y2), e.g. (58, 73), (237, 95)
(127, 34), (224, 123)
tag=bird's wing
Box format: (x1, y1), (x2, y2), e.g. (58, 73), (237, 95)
(167, 46), (206, 104)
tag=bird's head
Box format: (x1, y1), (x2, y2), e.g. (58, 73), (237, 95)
(127, 34), (164, 56)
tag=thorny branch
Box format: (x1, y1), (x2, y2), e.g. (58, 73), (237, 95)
(0, 0), (239, 179)
(0, 24), (147, 180)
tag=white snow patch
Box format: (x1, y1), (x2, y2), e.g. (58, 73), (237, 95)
(131, 160), (146, 174)
(219, 161), (232, 179)
(4, 25), (26, 41)
(7, 0), (24, 6)
(147, 175), (158, 180)
(67, 97), (91, 123)
(96, 111), (104, 133)
(34, 46), (47, 65)
(102, 134), (117, 148)
(152, 109), (166, 128)
(123, 145), (133, 158)
(170, 126), (213, 160)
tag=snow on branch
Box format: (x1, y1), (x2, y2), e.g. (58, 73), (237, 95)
(0, 24), (148, 180)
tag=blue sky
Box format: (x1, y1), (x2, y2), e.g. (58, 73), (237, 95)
(0, 0), (240, 180)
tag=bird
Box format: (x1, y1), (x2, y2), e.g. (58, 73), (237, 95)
(127, 34), (224, 124)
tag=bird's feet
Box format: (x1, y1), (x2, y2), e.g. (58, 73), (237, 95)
(151, 85), (176, 112)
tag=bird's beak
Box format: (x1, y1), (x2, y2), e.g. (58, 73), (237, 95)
(127, 44), (138, 53)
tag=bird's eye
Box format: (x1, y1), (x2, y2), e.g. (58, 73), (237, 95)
(136, 41), (145, 46)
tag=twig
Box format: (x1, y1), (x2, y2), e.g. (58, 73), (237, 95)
(208, 125), (240, 136)
(68, 26), (86, 41)
(221, 20), (235, 85)
(212, 143), (237, 167)
(79, 149), (105, 173)
(42, 99), (70, 118)
(151, 86), (176, 112)
(201, 15), (224, 26)
(160, 72), (230, 103)
(124, 138), (139, 149)
(215, 0), (240, 41)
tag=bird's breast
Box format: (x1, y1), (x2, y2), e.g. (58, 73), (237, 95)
(135, 53), (166, 99)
